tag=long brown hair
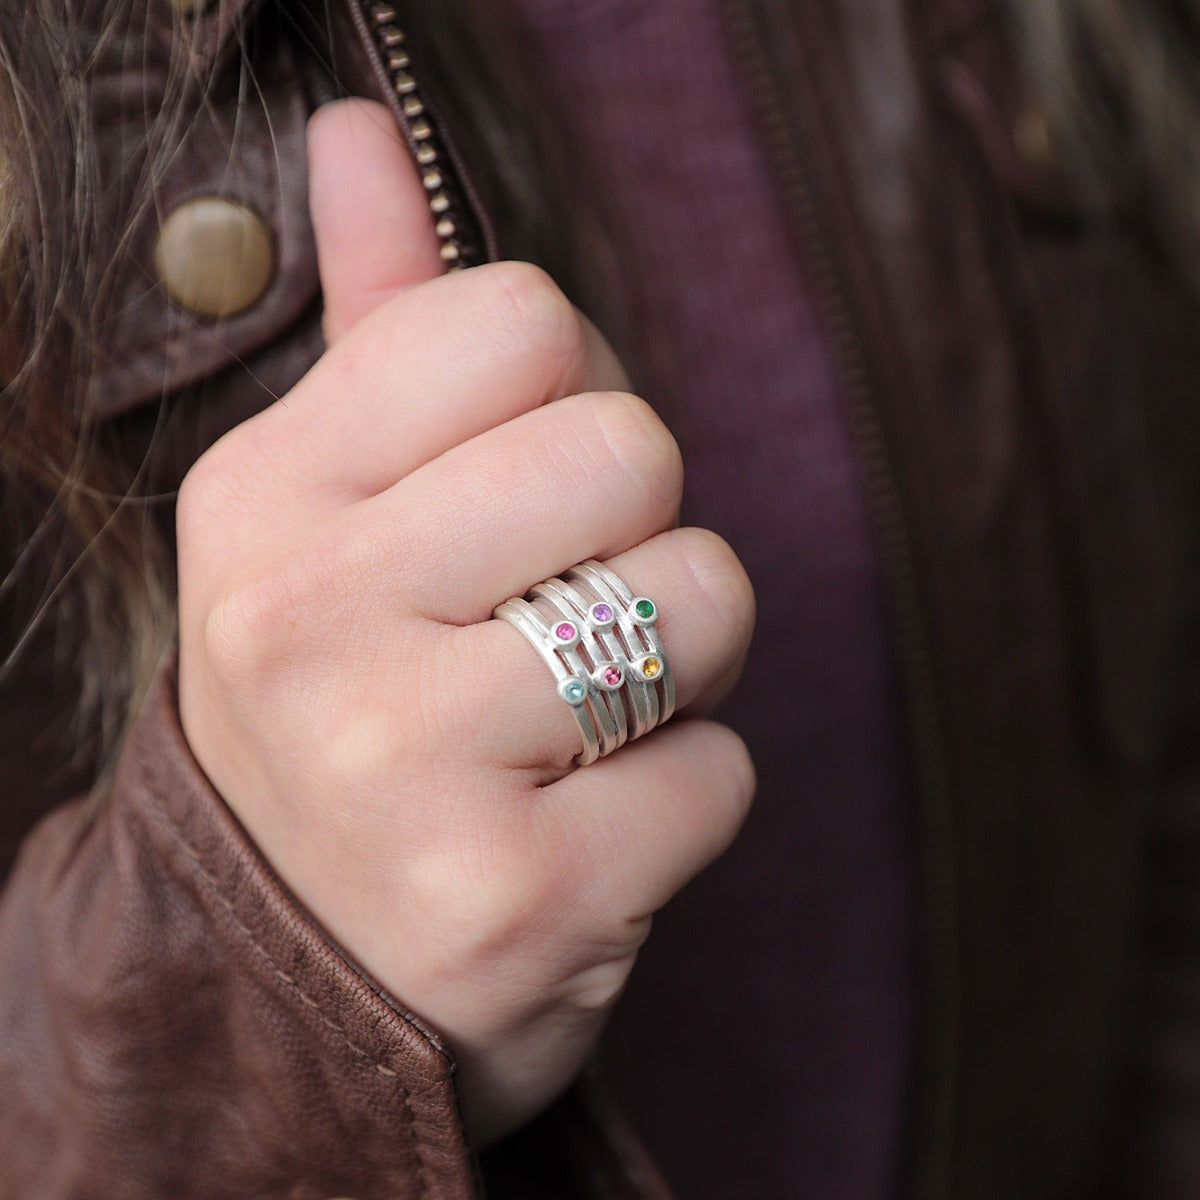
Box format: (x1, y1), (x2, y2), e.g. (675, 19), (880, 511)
(0, 4), (196, 771)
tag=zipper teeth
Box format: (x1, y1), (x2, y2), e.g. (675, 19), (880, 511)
(718, 4), (959, 1198)
(361, 2), (479, 271)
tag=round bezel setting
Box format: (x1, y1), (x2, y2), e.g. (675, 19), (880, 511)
(634, 653), (665, 682)
(558, 677), (588, 706)
(631, 597), (658, 627)
(588, 602), (616, 630)
(593, 662), (625, 692)
(550, 620), (580, 650)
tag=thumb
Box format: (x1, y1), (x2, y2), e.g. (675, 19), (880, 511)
(307, 98), (445, 345)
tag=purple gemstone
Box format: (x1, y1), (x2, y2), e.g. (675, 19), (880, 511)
(592, 604), (614, 623)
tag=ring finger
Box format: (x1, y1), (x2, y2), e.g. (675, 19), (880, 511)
(448, 525), (755, 770)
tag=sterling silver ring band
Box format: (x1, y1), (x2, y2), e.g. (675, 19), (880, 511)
(494, 560), (674, 766)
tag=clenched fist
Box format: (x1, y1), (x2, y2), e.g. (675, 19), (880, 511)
(176, 99), (755, 1147)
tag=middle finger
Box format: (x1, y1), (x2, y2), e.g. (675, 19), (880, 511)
(358, 390), (684, 624)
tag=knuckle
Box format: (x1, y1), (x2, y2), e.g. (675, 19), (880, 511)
(430, 820), (556, 958)
(711, 724), (757, 832)
(482, 260), (585, 374)
(177, 422), (283, 565)
(677, 526), (756, 645)
(176, 446), (235, 553)
(586, 391), (684, 507)
(485, 259), (561, 322)
(567, 952), (639, 1012)
(318, 695), (401, 794)
(477, 866), (550, 944)
(304, 638), (438, 798)
(203, 578), (280, 686)
(202, 561), (309, 687)
(562, 918), (650, 1013)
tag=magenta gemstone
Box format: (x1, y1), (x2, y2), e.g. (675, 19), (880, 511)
(604, 665), (623, 687)
(555, 622), (577, 642)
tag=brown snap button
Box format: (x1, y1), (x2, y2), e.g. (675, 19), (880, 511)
(154, 197), (275, 319)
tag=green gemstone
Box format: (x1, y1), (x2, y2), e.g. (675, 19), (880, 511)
(635, 599), (656, 620)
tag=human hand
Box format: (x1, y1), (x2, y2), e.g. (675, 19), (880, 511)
(176, 99), (755, 1147)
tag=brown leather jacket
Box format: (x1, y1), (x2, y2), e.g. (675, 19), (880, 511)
(3, 1), (1200, 1197)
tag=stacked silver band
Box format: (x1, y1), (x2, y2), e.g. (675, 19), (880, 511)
(494, 560), (675, 766)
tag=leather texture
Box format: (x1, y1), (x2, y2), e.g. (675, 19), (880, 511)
(1, 664), (474, 1200)
(719, 1), (1200, 1196)
(3, 0), (1200, 1196)
(85, 0), (320, 420)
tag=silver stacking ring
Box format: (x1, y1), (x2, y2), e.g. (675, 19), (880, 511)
(494, 560), (674, 766)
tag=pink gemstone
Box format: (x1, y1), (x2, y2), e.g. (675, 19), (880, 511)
(555, 622), (576, 642)
(604, 665), (623, 687)
(593, 604), (613, 623)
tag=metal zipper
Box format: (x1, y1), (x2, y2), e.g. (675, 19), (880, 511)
(717, 4), (960, 1198)
(355, 1), (481, 270)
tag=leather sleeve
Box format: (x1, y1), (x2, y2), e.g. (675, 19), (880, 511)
(0, 659), (480, 1200)
(0, 655), (673, 1200)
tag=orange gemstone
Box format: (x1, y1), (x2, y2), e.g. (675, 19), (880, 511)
(641, 657), (662, 680)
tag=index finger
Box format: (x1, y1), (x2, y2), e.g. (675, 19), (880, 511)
(220, 262), (629, 516)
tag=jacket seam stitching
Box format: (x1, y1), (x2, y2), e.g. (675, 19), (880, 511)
(168, 829), (432, 1199)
